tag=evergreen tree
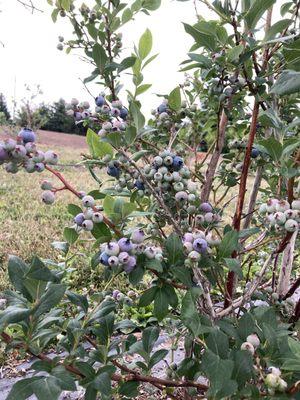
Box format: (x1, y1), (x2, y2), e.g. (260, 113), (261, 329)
(0, 93), (11, 121)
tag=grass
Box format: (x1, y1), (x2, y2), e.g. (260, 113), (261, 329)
(0, 144), (98, 291)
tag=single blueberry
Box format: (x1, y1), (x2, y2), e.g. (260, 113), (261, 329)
(157, 103), (167, 114)
(251, 148), (260, 158)
(120, 107), (128, 120)
(172, 156), (184, 171)
(18, 128), (36, 144)
(100, 252), (110, 266)
(135, 180), (145, 190)
(95, 95), (105, 107)
(107, 166), (120, 178)
(74, 213), (85, 226)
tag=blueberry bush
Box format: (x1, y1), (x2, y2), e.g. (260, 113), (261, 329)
(1, 0), (300, 399)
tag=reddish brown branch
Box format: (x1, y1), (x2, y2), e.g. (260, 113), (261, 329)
(282, 278), (300, 300)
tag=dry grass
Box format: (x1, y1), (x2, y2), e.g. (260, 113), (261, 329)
(0, 144), (98, 291)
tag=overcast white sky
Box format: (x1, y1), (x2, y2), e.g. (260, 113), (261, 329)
(0, 0), (206, 116)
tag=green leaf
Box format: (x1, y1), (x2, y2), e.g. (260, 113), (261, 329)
(259, 137), (283, 161)
(8, 256), (29, 294)
(138, 29), (152, 59)
(168, 87), (181, 111)
(181, 288), (203, 336)
(66, 291), (89, 313)
(63, 227), (79, 245)
(165, 233), (184, 267)
(91, 222), (112, 242)
(172, 265), (193, 287)
(135, 83), (152, 96)
(118, 381), (139, 397)
(202, 350), (237, 399)
(92, 372), (111, 396)
(0, 306), (31, 327)
(143, 0), (161, 10)
(231, 350), (254, 388)
(139, 287), (157, 307)
(92, 43), (108, 73)
(125, 126), (137, 145)
(119, 56), (137, 72)
(281, 359), (300, 371)
(67, 204), (82, 216)
(7, 377), (40, 400)
(122, 8), (133, 24)
(224, 258), (243, 279)
(154, 287), (169, 321)
(287, 337), (300, 357)
(149, 349), (168, 369)
(129, 101), (145, 132)
(264, 19), (293, 41)
(27, 257), (59, 283)
(217, 230), (239, 258)
(33, 284), (66, 318)
(86, 128), (114, 158)
(142, 326), (159, 353)
(270, 70), (300, 95)
(183, 22), (216, 51)
(188, 53), (212, 68)
(227, 45), (244, 62)
(244, 0), (276, 30)
(206, 329), (229, 359)
(51, 9), (59, 23)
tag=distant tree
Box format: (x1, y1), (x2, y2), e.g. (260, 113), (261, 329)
(0, 93), (11, 121)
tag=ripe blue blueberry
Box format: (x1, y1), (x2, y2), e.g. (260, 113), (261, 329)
(74, 213), (85, 226)
(107, 166), (120, 178)
(0, 146), (8, 163)
(100, 252), (110, 266)
(18, 128), (36, 144)
(251, 148), (260, 158)
(200, 202), (213, 213)
(95, 95), (105, 107)
(193, 238), (208, 253)
(131, 228), (145, 244)
(35, 163), (45, 173)
(118, 238), (133, 252)
(157, 103), (168, 114)
(135, 180), (145, 190)
(172, 156), (184, 171)
(120, 107), (128, 120)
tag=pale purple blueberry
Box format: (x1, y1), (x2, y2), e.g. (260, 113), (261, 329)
(82, 195), (95, 208)
(175, 191), (188, 202)
(204, 212), (214, 223)
(74, 213), (85, 226)
(183, 232), (194, 243)
(12, 145), (26, 159)
(118, 252), (130, 264)
(102, 121), (112, 130)
(98, 129), (107, 137)
(25, 142), (36, 153)
(111, 108), (120, 117)
(18, 128), (36, 143)
(82, 220), (94, 231)
(78, 191), (86, 199)
(41, 180), (53, 190)
(84, 209), (94, 220)
(123, 256), (136, 273)
(195, 214), (204, 224)
(108, 256), (119, 267)
(118, 238), (133, 252)
(3, 138), (16, 151)
(35, 163), (45, 173)
(75, 112), (82, 121)
(112, 289), (120, 299)
(102, 105), (110, 114)
(42, 190), (55, 205)
(81, 101), (90, 110)
(44, 150), (58, 165)
(71, 98), (79, 106)
(200, 202), (213, 213)
(131, 228), (145, 244)
(105, 242), (120, 256)
(0, 146), (8, 163)
(193, 238), (208, 253)
(206, 232), (221, 246)
(32, 150), (45, 162)
(100, 252), (110, 266)
(92, 212), (103, 223)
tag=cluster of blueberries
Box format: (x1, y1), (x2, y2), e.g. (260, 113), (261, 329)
(98, 229), (162, 274)
(259, 198), (300, 233)
(0, 128), (58, 176)
(66, 95), (128, 131)
(228, 139), (261, 158)
(182, 229), (221, 264)
(73, 195), (104, 232)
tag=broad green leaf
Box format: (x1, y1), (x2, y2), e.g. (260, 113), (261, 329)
(63, 227), (79, 245)
(0, 306), (31, 327)
(66, 291), (89, 313)
(232, 350), (254, 388)
(92, 43), (108, 73)
(188, 53), (212, 68)
(129, 101), (145, 132)
(181, 288), (203, 336)
(143, 0), (161, 10)
(172, 265), (193, 287)
(8, 256), (29, 294)
(206, 329), (229, 359)
(142, 326), (159, 353)
(227, 45), (244, 62)
(270, 70), (300, 95)
(165, 233), (184, 266)
(86, 128), (114, 158)
(27, 257), (59, 283)
(7, 377), (40, 400)
(183, 23), (216, 51)
(122, 8), (133, 24)
(149, 349), (168, 369)
(244, 0), (276, 30)
(67, 204), (82, 216)
(118, 381), (139, 398)
(168, 87), (181, 111)
(91, 222), (112, 242)
(33, 284), (66, 317)
(224, 258), (243, 279)
(92, 372), (111, 396)
(259, 137), (283, 161)
(139, 287), (157, 307)
(135, 83), (152, 96)
(138, 29), (152, 60)
(118, 56), (137, 72)
(264, 19), (293, 41)
(217, 230), (239, 258)
(154, 287), (169, 321)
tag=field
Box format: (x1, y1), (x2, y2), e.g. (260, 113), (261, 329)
(0, 130), (97, 291)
